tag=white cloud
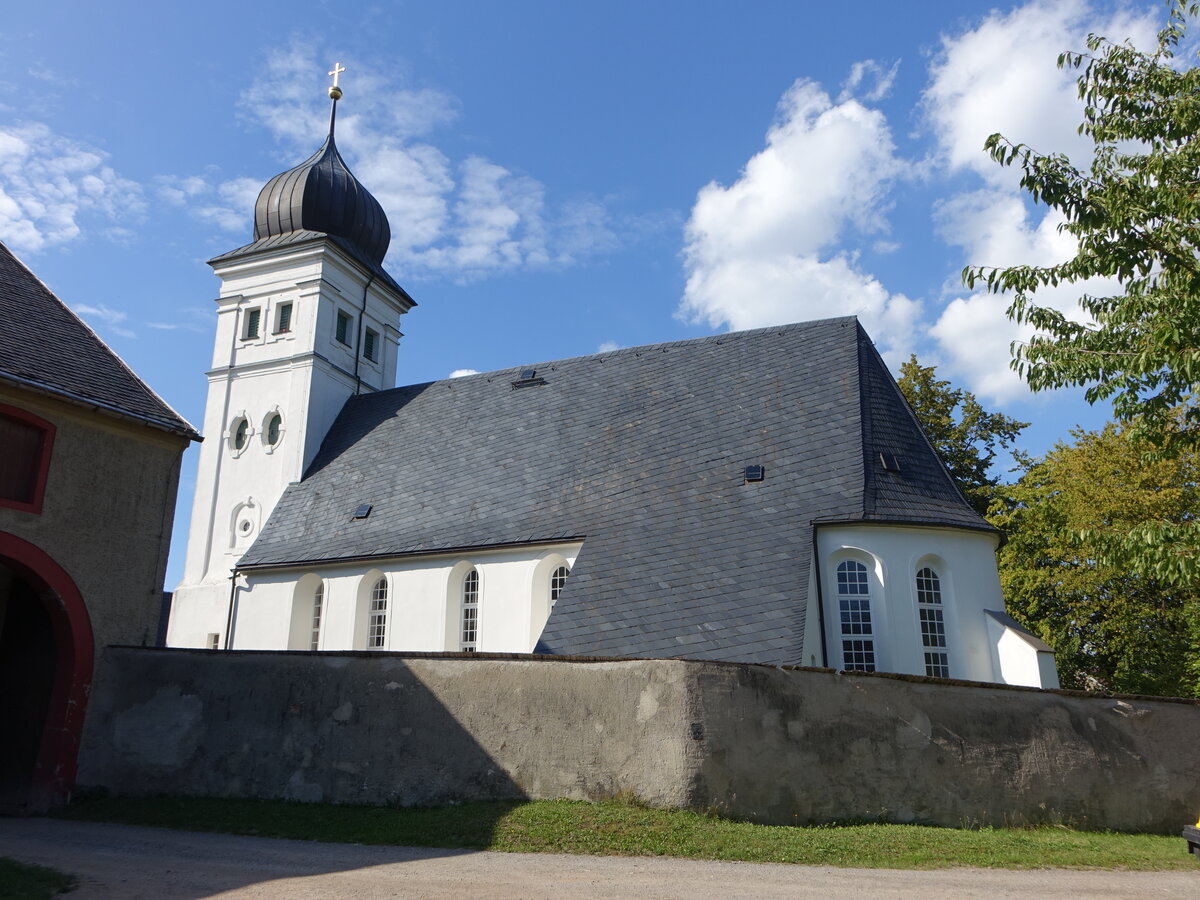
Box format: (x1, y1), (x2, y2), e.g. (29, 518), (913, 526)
(839, 59), (900, 103)
(234, 43), (616, 278)
(73, 302), (136, 339)
(922, 0), (1158, 402)
(597, 341), (619, 353)
(158, 175), (263, 235)
(678, 78), (919, 358)
(0, 122), (143, 255)
(449, 368), (480, 378)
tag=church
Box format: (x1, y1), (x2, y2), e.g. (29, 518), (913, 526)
(167, 79), (1058, 690)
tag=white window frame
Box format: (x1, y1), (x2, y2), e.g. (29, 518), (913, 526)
(460, 568), (479, 652)
(242, 307), (261, 340)
(310, 581), (324, 651)
(367, 577), (388, 648)
(835, 558), (877, 672)
(916, 566), (950, 678)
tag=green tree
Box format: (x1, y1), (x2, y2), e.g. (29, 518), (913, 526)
(963, 1), (1200, 580)
(990, 422), (1200, 696)
(897, 355), (1028, 517)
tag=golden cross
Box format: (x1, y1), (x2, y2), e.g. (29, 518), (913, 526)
(329, 62), (346, 89)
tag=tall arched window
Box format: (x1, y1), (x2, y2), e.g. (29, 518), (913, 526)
(550, 565), (570, 605)
(461, 568), (479, 652)
(367, 577), (388, 648)
(310, 581), (324, 651)
(916, 567), (949, 678)
(836, 559), (875, 672)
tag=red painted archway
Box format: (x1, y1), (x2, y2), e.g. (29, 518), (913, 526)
(0, 531), (94, 811)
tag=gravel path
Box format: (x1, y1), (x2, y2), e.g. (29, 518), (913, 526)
(1, 818), (1196, 899)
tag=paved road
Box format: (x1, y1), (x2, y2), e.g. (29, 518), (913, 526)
(1, 818), (1197, 899)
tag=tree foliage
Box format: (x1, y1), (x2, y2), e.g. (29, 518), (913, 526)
(897, 355), (1028, 517)
(990, 422), (1200, 697)
(965, 1), (1200, 452)
(964, 1), (1200, 581)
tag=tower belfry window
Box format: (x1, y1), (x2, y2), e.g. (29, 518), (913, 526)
(275, 302), (293, 334)
(335, 310), (351, 345)
(243, 308), (261, 340)
(364, 328), (379, 362)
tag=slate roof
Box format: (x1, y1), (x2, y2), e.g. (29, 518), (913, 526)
(0, 241), (198, 439)
(241, 316), (989, 665)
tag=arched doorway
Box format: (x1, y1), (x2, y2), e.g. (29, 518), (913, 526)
(0, 533), (93, 813)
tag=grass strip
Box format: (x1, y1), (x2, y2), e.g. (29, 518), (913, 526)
(55, 795), (1197, 871)
(0, 857), (76, 899)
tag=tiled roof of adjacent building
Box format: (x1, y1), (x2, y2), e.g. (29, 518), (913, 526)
(0, 241), (199, 439)
(241, 316), (989, 665)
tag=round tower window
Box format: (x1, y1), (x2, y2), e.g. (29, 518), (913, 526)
(233, 418), (249, 450)
(266, 413), (282, 446)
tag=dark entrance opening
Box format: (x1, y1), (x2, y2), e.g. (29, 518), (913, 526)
(0, 534), (93, 814)
(0, 563), (58, 811)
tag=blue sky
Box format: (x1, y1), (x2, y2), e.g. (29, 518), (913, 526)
(0, 0), (1171, 586)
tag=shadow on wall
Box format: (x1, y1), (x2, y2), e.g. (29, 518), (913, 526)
(76, 648), (529, 810)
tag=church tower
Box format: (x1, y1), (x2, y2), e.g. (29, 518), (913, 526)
(169, 68), (413, 647)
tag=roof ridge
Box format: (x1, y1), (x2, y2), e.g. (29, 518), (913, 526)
(376, 315), (862, 396)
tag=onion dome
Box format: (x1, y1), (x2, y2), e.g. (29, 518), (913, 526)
(252, 99), (390, 266)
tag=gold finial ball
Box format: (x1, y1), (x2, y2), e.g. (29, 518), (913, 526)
(328, 85), (343, 101)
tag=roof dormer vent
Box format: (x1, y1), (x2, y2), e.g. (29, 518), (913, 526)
(879, 451), (901, 473)
(511, 368), (547, 389)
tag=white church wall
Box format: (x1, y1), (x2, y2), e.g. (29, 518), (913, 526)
(206, 542), (583, 654)
(816, 524), (1011, 684)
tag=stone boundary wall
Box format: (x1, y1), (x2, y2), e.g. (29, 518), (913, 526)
(78, 647), (1200, 832)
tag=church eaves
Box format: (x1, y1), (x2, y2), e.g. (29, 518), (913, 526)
(239, 317), (989, 666)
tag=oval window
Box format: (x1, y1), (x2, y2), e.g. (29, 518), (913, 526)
(233, 418), (248, 450)
(266, 413), (282, 446)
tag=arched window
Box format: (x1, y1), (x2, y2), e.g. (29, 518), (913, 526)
(310, 581), (324, 651)
(367, 577), (388, 648)
(836, 559), (875, 672)
(916, 567), (949, 678)
(461, 568), (479, 652)
(550, 565), (570, 605)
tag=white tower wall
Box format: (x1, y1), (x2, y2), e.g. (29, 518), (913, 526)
(168, 239), (412, 648)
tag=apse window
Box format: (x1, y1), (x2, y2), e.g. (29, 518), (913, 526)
(242, 308), (261, 340)
(363, 328), (379, 362)
(335, 310), (351, 345)
(916, 567), (950, 678)
(836, 559), (876, 672)
(274, 302), (293, 334)
(0, 405), (55, 513)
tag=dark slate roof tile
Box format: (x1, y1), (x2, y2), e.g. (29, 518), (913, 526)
(242, 316), (988, 665)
